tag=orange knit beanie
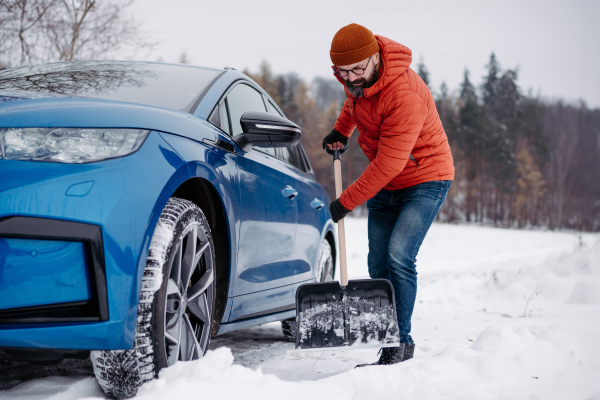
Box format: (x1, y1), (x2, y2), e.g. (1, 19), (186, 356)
(330, 23), (380, 66)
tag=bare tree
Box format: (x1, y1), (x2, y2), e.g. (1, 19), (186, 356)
(0, 0), (57, 66)
(0, 0), (153, 67)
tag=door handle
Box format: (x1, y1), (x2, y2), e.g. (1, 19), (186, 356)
(310, 198), (324, 210)
(282, 185), (298, 199)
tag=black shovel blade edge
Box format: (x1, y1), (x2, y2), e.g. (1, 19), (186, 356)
(294, 279), (400, 349)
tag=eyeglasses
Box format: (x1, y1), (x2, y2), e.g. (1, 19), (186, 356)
(334, 57), (372, 78)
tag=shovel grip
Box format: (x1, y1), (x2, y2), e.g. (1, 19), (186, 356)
(333, 159), (348, 287)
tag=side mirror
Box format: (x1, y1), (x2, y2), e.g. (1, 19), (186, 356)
(233, 111), (301, 152)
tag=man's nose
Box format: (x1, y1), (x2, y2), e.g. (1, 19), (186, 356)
(348, 71), (359, 82)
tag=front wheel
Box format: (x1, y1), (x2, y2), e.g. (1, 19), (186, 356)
(282, 238), (333, 342)
(91, 198), (216, 399)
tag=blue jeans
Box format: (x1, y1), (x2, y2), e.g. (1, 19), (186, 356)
(366, 180), (450, 345)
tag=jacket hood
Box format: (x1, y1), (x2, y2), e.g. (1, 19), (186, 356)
(332, 35), (412, 99)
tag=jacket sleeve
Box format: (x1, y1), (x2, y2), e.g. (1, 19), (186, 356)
(333, 98), (356, 137)
(339, 92), (427, 210)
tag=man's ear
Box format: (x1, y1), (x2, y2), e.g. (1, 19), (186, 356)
(374, 52), (381, 65)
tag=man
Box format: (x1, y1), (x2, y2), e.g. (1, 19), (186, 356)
(323, 23), (454, 365)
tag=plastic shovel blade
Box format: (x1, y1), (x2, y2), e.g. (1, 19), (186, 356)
(294, 279), (400, 350)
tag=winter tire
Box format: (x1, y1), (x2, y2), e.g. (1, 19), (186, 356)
(281, 238), (333, 342)
(91, 198), (216, 399)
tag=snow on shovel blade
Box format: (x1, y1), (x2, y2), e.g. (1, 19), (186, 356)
(295, 279), (400, 350)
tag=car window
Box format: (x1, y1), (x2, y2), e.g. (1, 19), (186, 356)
(266, 100), (283, 117)
(208, 104), (220, 127)
(208, 102), (230, 134)
(278, 145), (305, 172)
(298, 144), (313, 173)
(220, 102), (231, 134)
(227, 84), (266, 136)
(219, 102), (231, 135)
(264, 98), (306, 167)
(255, 146), (277, 157)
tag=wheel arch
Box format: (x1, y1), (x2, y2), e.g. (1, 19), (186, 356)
(171, 177), (230, 337)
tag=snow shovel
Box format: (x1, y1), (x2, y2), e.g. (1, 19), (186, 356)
(294, 147), (400, 350)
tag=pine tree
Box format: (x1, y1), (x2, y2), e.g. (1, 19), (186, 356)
(482, 52), (500, 109)
(435, 80), (462, 222)
(312, 76), (345, 110)
(417, 57), (430, 87)
(460, 69), (477, 105)
(439, 81), (448, 101)
(458, 69), (485, 221)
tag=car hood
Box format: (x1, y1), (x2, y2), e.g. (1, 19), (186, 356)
(0, 92), (217, 143)
(0, 90), (75, 104)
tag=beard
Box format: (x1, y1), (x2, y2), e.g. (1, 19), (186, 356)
(344, 66), (379, 98)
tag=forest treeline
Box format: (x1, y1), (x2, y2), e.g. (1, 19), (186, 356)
(245, 54), (600, 232)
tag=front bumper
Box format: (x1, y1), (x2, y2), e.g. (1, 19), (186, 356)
(0, 132), (190, 350)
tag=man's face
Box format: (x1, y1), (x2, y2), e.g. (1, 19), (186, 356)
(336, 52), (380, 97)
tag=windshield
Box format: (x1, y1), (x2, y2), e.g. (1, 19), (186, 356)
(0, 61), (222, 113)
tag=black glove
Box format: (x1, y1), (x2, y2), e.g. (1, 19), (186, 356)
(322, 129), (348, 151)
(330, 198), (351, 223)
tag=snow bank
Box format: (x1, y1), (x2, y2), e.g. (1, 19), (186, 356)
(109, 347), (352, 400)
(327, 323), (599, 400)
(481, 232), (600, 318)
(0, 376), (103, 400)
(79, 323), (599, 400)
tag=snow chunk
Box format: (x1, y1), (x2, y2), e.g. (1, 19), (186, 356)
(470, 325), (531, 357)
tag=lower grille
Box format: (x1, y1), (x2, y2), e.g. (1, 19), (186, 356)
(0, 216), (108, 324)
(0, 301), (101, 324)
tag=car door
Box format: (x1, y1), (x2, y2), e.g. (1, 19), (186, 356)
(264, 100), (327, 283)
(223, 83), (299, 302)
(276, 145), (326, 283)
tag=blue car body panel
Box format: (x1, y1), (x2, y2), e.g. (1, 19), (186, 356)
(0, 63), (334, 351)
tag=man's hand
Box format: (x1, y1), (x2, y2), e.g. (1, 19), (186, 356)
(322, 129), (348, 151)
(330, 198), (350, 223)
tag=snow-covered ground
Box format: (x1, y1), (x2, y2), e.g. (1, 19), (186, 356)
(2, 219), (599, 400)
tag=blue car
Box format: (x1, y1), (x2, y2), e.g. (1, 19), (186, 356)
(0, 61), (336, 398)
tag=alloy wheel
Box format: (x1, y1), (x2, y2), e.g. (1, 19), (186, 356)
(163, 224), (214, 366)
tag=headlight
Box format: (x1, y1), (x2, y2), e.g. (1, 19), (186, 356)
(0, 128), (150, 163)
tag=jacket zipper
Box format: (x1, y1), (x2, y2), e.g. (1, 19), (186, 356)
(409, 154), (419, 166)
(409, 154), (420, 175)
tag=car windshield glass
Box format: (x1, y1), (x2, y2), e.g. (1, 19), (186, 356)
(0, 61), (222, 113)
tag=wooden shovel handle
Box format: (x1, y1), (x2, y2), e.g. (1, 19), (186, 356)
(333, 158), (348, 287)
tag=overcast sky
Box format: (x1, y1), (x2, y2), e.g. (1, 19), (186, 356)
(129, 0), (600, 107)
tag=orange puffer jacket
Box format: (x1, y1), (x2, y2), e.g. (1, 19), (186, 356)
(334, 35), (454, 211)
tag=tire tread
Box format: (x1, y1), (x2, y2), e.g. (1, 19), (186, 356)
(91, 198), (207, 399)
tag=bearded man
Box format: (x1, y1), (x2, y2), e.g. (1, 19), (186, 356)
(323, 23), (455, 366)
